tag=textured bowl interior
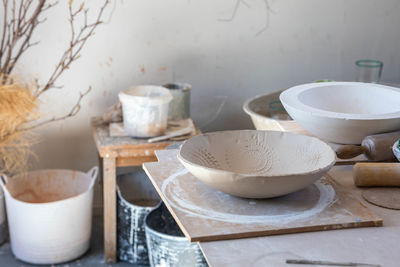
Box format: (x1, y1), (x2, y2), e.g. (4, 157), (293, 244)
(281, 82), (400, 119)
(298, 84), (400, 115)
(179, 130), (335, 176)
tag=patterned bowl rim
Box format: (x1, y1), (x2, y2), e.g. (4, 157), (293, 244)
(178, 130), (336, 178)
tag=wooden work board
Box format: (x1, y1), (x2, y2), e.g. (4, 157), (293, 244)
(143, 149), (382, 243)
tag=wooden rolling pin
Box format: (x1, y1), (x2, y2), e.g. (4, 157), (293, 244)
(336, 131), (400, 160)
(354, 162), (400, 187)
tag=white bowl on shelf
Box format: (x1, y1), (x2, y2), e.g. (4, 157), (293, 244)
(280, 82), (400, 144)
(178, 130), (336, 199)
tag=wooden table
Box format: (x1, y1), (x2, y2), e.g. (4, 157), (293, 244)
(91, 117), (198, 263)
(144, 153), (400, 267)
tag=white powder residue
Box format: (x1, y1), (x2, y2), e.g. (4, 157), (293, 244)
(161, 168), (336, 225)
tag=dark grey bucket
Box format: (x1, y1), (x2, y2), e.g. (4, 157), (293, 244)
(117, 171), (161, 265)
(145, 203), (208, 267)
(0, 221), (6, 245)
(163, 82), (191, 120)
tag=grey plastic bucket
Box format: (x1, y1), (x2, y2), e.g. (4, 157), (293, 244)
(163, 83), (191, 120)
(145, 203), (208, 267)
(117, 170), (161, 265)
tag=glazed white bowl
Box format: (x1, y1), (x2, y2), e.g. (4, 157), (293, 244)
(280, 82), (400, 144)
(178, 130), (336, 199)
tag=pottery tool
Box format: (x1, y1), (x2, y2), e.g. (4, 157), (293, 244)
(142, 149), (382, 242)
(354, 162), (400, 210)
(336, 131), (400, 160)
(353, 162), (400, 187)
(109, 118), (196, 142)
(286, 259), (381, 267)
(147, 120), (194, 143)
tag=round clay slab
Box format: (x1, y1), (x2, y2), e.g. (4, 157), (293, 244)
(162, 167), (335, 225)
(362, 188), (400, 210)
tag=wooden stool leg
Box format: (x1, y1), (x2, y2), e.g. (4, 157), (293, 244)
(103, 157), (117, 263)
(98, 155), (104, 185)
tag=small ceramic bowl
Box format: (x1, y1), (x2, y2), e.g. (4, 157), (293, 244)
(393, 139), (400, 162)
(178, 130), (336, 199)
(243, 90), (298, 132)
(280, 82), (400, 144)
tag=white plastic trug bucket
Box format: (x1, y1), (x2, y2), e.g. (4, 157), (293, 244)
(119, 85), (173, 137)
(0, 166), (98, 265)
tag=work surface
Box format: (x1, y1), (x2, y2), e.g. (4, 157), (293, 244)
(144, 151), (399, 267)
(199, 166), (400, 267)
(143, 150), (381, 243)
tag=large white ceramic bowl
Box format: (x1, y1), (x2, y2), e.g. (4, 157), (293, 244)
(280, 82), (400, 144)
(178, 130), (336, 199)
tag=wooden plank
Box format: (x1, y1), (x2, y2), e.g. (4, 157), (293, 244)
(143, 150), (382, 243)
(103, 157), (117, 263)
(91, 117), (106, 156)
(116, 155), (158, 167)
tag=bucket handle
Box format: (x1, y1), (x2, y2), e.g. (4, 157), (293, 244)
(0, 173), (8, 190)
(87, 166), (99, 180)
(87, 166), (99, 187)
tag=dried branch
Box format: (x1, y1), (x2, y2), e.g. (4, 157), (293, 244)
(0, 0), (47, 75)
(37, 0), (110, 96)
(255, 0), (273, 37)
(22, 86), (92, 131)
(0, 0), (111, 129)
(218, 0), (250, 22)
(0, 0), (111, 174)
(219, 0), (273, 37)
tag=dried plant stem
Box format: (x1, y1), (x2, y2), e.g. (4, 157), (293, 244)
(23, 86), (92, 131)
(0, 0), (111, 130)
(219, 0), (273, 37)
(0, 0), (111, 174)
(0, 0), (49, 76)
(38, 0), (110, 96)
